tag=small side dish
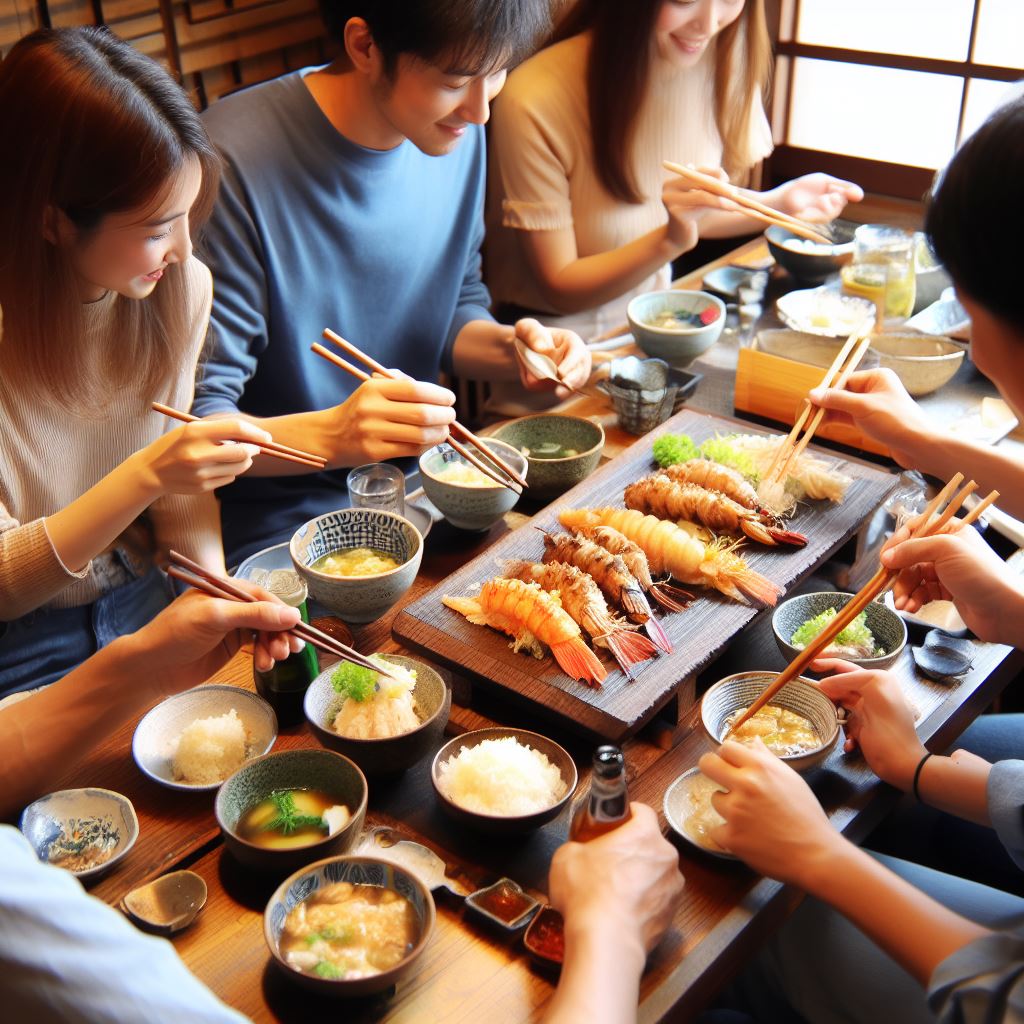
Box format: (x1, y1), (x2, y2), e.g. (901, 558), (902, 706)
(47, 816), (121, 872)
(172, 708), (249, 786)
(790, 607), (882, 660)
(722, 705), (821, 757)
(312, 547), (401, 577)
(330, 657), (420, 740)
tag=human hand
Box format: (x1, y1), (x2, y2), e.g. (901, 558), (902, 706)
(126, 581), (303, 695)
(549, 803), (683, 959)
(808, 368), (933, 466)
(331, 376), (457, 462)
(881, 521), (1024, 643)
(663, 168), (738, 251)
(698, 740), (840, 885)
(768, 173), (864, 222)
(813, 660), (925, 789)
(512, 318), (592, 399)
(136, 418), (271, 496)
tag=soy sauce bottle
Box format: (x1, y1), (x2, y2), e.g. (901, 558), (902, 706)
(252, 570), (319, 726)
(570, 745), (631, 841)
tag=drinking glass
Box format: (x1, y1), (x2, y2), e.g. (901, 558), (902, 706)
(841, 225), (916, 325)
(347, 463), (405, 516)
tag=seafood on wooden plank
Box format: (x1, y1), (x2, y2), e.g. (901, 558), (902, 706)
(540, 530), (673, 654)
(568, 524), (692, 613)
(503, 559), (658, 679)
(443, 577), (608, 687)
(661, 460), (762, 512)
(559, 508), (782, 607)
(625, 474), (807, 547)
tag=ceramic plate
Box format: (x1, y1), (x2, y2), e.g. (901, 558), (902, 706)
(776, 287), (875, 338)
(663, 768), (738, 861)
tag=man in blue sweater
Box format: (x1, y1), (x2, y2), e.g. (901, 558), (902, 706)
(193, 0), (590, 564)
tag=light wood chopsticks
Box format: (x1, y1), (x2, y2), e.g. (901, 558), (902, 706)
(662, 161), (834, 245)
(152, 403), (327, 471)
(313, 329), (528, 493)
(762, 327), (874, 487)
(724, 476), (1000, 739)
(165, 549), (403, 683)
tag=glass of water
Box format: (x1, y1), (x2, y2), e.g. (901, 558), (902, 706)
(346, 463), (405, 516)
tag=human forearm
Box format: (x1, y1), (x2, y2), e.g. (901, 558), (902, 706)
(450, 320), (526, 379)
(801, 838), (989, 985)
(915, 751), (993, 827)
(211, 408), (351, 475)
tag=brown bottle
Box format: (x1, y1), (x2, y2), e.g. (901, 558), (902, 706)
(570, 745), (631, 841)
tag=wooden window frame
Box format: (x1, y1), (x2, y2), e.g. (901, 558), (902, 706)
(765, 0), (1023, 199)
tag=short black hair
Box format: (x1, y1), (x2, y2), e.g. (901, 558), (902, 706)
(318, 0), (551, 77)
(926, 94), (1024, 328)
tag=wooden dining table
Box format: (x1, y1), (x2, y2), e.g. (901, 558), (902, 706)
(48, 240), (1024, 1022)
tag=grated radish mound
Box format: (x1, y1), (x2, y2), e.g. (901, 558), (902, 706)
(437, 737), (565, 816)
(172, 708), (248, 785)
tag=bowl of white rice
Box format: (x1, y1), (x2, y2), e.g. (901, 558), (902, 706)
(132, 685), (278, 792)
(431, 728), (577, 835)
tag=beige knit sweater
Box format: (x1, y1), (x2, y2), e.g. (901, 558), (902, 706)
(0, 257), (221, 620)
(485, 31), (773, 340)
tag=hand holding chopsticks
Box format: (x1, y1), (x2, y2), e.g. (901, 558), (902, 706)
(152, 403), (327, 471)
(724, 475), (1000, 739)
(166, 550), (404, 683)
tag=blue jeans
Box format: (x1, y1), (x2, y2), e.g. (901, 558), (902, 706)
(0, 567), (173, 699)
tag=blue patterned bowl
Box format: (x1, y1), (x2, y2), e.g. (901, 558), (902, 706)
(216, 749), (367, 875)
(264, 855), (435, 997)
(20, 788), (138, 883)
(290, 508), (423, 623)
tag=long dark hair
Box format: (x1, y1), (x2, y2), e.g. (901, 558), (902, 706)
(0, 27), (221, 408)
(553, 0), (770, 203)
(926, 95), (1023, 331)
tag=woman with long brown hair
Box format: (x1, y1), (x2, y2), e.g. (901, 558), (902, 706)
(486, 0), (863, 339)
(0, 27), (270, 698)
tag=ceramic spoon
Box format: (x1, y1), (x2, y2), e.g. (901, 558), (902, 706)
(121, 870), (208, 935)
(355, 826), (471, 897)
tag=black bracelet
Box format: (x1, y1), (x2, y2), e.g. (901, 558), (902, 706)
(912, 752), (934, 803)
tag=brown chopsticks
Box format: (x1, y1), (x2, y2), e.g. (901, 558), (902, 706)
(166, 549), (404, 683)
(662, 161), (834, 245)
(724, 476), (1000, 739)
(762, 328), (873, 488)
(313, 329), (528, 493)
(152, 403), (327, 471)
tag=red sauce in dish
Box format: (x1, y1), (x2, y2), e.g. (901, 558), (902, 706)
(525, 908), (565, 963)
(476, 881), (535, 924)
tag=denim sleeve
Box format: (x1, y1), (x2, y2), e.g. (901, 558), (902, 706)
(0, 827), (248, 1023)
(929, 927), (1024, 1024)
(989, 760), (1024, 871)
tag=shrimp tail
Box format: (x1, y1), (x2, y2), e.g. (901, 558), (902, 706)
(649, 580), (694, 613)
(620, 583), (654, 622)
(550, 638), (608, 688)
(739, 519), (780, 546)
(598, 629), (659, 679)
(643, 614), (674, 654)
(765, 525), (808, 547)
(442, 594), (483, 620)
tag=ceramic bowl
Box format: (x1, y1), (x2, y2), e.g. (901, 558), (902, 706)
(216, 748), (367, 874)
(627, 290), (726, 367)
(776, 287), (876, 338)
(700, 671), (841, 772)
(764, 223), (855, 284)
(772, 591), (908, 671)
(418, 439), (527, 531)
(431, 728), (578, 835)
(121, 870), (208, 934)
(663, 767), (737, 861)
(290, 508), (423, 624)
(304, 654), (451, 776)
(868, 333), (965, 396)
(20, 788), (139, 882)
(264, 854), (435, 997)
(491, 415), (604, 499)
(132, 685), (277, 792)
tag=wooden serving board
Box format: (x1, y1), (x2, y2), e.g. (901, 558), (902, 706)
(393, 408), (897, 741)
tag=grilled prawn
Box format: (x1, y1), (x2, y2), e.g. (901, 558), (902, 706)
(625, 475), (807, 547)
(663, 459), (762, 512)
(571, 525), (693, 613)
(503, 559), (658, 679)
(559, 508), (782, 606)
(443, 577), (607, 687)
(540, 531), (673, 654)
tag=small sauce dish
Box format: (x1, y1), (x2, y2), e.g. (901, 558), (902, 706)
(465, 878), (540, 931)
(523, 905), (565, 968)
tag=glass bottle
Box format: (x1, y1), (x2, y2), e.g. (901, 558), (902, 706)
(252, 569), (320, 727)
(570, 745), (631, 842)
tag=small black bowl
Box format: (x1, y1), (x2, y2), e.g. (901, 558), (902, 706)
(765, 223), (855, 284)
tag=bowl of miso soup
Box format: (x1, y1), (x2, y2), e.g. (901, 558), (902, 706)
(216, 749), (367, 874)
(491, 414), (604, 499)
(290, 508), (423, 623)
(265, 854), (435, 997)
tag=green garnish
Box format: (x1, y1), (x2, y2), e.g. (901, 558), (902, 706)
(791, 608), (880, 654)
(652, 433), (700, 467)
(262, 790), (327, 836)
(330, 661), (378, 702)
(305, 926), (355, 946)
(313, 960), (345, 979)
(700, 436), (758, 481)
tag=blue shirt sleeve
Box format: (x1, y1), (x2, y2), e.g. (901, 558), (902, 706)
(0, 826), (248, 1023)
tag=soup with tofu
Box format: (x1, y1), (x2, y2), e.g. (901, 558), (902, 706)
(723, 705), (821, 756)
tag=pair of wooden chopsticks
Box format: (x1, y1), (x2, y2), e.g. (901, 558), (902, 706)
(311, 328), (528, 494)
(761, 326), (874, 488)
(166, 549), (403, 683)
(724, 474), (1000, 738)
(662, 162), (834, 245)
(152, 403), (327, 471)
